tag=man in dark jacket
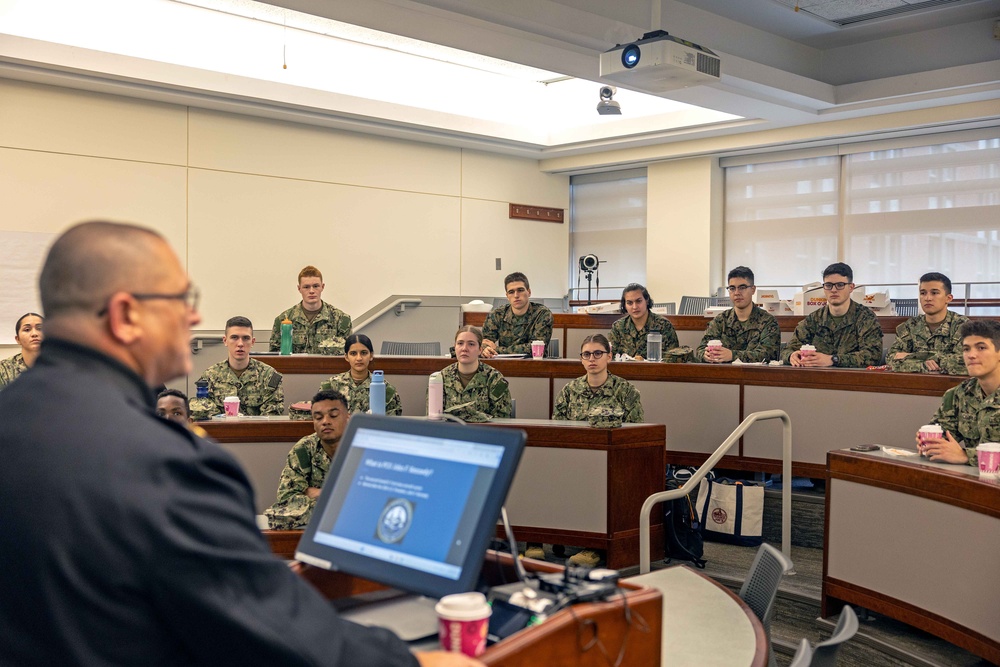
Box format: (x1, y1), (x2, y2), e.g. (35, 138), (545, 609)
(0, 220), (478, 667)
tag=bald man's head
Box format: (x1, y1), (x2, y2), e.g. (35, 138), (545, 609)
(40, 221), (173, 319)
(39, 221), (200, 386)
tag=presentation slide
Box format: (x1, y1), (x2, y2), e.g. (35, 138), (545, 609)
(310, 429), (503, 578)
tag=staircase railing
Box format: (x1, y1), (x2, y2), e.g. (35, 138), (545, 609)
(639, 409), (792, 574)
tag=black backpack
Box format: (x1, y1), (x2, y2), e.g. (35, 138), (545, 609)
(663, 466), (708, 569)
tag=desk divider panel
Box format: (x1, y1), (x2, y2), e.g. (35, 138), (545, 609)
(744, 386), (941, 464)
(504, 448), (608, 533)
(636, 380), (739, 455)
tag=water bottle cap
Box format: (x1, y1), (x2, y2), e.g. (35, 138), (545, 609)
(282, 318), (292, 324)
(372, 370), (384, 380)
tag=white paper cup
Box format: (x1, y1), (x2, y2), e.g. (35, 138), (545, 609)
(223, 396), (240, 418)
(976, 442), (1000, 479)
(531, 340), (545, 359)
(800, 344), (816, 358)
(917, 424), (943, 455)
(436, 592), (491, 657)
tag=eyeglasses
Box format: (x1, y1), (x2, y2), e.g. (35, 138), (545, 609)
(97, 286), (200, 317)
(726, 285), (752, 293)
(823, 282), (850, 291)
(580, 350), (608, 360)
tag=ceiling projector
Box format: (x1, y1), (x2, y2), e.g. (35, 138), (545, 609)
(600, 30), (721, 94)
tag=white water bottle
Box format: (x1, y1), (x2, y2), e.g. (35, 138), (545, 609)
(428, 371), (444, 420)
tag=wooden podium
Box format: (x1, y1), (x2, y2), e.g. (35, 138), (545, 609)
(294, 549), (663, 667)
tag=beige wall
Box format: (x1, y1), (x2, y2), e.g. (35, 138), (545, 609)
(0, 78), (570, 331)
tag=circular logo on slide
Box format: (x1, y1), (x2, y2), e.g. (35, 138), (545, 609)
(376, 498), (415, 544)
(711, 508), (728, 524)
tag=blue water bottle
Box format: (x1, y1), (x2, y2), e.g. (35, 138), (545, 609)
(369, 370), (386, 415)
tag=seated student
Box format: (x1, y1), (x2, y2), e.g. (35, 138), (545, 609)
(155, 388), (209, 438)
(440, 326), (511, 422)
(551, 334), (644, 567)
(608, 284), (677, 359)
(0, 312), (43, 390)
(265, 390), (350, 530)
(888, 272), (969, 375)
(481, 272), (553, 358)
(269, 265), (353, 355)
(919, 320), (1000, 467)
(781, 262), (883, 368)
(320, 333), (402, 415)
(696, 266), (780, 363)
(189, 316), (285, 420)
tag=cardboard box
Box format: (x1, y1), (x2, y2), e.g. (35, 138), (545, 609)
(851, 289), (890, 308)
(762, 300), (794, 315)
(792, 283), (826, 315)
(755, 289), (781, 303)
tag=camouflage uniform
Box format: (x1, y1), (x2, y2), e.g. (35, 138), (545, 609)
(439, 362), (511, 422)
(0, 353), (28, 390)
(552, 374), (644, 424)
(780, 301), (883, 367)
(320, 370), (403, 416)
(609, 312), (678, 358)
(481, 302), (553, 355)
(188, 358), (285, 420)
(696, 307), (781, 363)
(887, 311), (969, 375)
(931, 378), (1000, 467)
(263, 433), (332, 529)
(268, 301), (353, 355)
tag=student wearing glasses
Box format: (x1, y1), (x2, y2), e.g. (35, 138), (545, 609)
(781, 262), (883, 368)
(551, 334), (643, 567)
(696, 266), (780, 363)
(481, 272), (553, 358)
(609, 283), (677, 360)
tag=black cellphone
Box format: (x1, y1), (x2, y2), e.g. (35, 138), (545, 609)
(850, 444), (880, 452)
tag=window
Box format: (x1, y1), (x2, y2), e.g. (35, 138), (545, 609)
(569, 169), (647, 301)
(724, 132), (1000, 296)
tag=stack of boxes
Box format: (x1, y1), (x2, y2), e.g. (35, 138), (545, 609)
(754, 285), (898, 316)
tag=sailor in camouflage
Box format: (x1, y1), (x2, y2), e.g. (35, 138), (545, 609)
(554, 334), (644, 424)
(189, 316), (285, 420)
(888, 273), (969, 375)
(439, 327), (512, 422)
(781, 263), (883, 368)
(268, 265), (352, 354)
(697, 267), (781, 363)
(320, 333), (402, 415)
(481, 272), (553, 357)
(0, 313), (43, 390)
(921, 320), (1000, 467)
(265, 390), (349, 529)
(608, 284), (678, 359)
(0, 353), (29, 390)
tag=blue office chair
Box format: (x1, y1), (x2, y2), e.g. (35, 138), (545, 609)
(739, 543), (794, 667)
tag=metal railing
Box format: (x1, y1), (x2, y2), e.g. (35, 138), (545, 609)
(639, 409), (792, 575)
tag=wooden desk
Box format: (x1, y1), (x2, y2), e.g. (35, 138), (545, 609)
(205, 418), (666, 570)
(256, 354), (959, 477)
(823, 450), (1000, 664)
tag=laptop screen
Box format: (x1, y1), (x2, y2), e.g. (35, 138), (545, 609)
(295, 415), (526, 598)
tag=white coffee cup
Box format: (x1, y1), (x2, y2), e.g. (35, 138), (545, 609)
(435, 592), (491, 657)
(976, 442), (1000, 479)
(223, 396), (240, 418)
(800, 344), (816, 358)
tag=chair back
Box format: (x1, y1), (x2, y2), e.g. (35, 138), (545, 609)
(678, 296), (711, 315)
(547, 339), (560, 359)
(380, 341), (442, 356)
(892, 298), (919, 317)
(811, 606), (859, 667)
(738, 543), (794, 667)
(788, 638), (813, 667)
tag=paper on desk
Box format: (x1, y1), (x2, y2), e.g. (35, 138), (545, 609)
(732, 359), (765, 365)
(881, 446), (919, 457)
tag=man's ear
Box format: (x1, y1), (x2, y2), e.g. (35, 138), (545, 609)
(105, 293), (142, 345)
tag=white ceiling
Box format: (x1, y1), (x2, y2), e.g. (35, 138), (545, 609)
(0, 0), (997, 160)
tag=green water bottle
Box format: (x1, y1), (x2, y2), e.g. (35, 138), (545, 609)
(280, 318), (293, 355)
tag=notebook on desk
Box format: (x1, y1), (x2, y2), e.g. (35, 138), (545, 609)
(295, 415), (527, 639)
